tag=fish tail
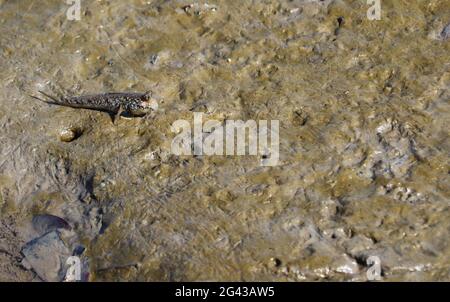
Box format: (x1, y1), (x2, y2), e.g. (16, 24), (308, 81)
(29, 94), (58, 105)
(29, 90), (64, 105)
(38, 90), (62, 103)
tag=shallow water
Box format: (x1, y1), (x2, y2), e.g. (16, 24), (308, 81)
(0, 0), (449, 281)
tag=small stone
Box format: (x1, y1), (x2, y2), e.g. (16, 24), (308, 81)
(334, 254), (359, 275)
(59, 127), (81, 142)
(32, 214), (71, 235)
(268, 257), (282, 268)
(21, 231), (71, 281)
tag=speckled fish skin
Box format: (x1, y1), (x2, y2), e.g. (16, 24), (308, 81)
(39, 91), (153, 116)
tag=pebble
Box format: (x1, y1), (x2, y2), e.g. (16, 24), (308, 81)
(334, 254), (360, 275)
(268, 257), (282, 269)
(59, 127), (81, 142)
(32, 214), (71, 235)
(21, 231), (71, 281)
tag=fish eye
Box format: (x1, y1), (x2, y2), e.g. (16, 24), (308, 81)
(139, 95), (158, 111)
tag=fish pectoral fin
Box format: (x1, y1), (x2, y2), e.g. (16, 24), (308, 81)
(108, 113), (116, 124)
(110, 106), (123, 125)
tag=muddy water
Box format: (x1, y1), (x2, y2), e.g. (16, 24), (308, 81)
(0, 0), (449, 281)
